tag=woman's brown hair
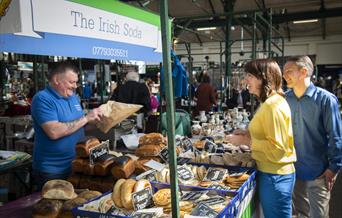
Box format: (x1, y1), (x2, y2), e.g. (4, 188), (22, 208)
(244, 59), (284, 102)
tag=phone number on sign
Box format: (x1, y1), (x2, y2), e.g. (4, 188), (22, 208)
(92, 46), (128, 58)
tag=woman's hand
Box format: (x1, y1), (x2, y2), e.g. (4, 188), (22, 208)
(225, 133), (251, 146)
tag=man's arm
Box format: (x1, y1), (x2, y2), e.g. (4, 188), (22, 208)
(322, 95), (342, 190)
(41, 108), (102, 140)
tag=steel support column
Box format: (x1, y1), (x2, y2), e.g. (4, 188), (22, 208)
(160, 1), (180, 217)
(224, 0), (234, 91)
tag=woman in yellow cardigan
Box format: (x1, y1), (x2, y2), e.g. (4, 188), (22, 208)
(227, 59), (296, 218)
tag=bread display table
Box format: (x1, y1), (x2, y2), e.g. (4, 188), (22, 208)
(0, 155), (32, 196)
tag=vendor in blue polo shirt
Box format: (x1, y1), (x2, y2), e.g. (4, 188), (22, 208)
(31, 61), (103, 190)
(283, 56), (342, 218)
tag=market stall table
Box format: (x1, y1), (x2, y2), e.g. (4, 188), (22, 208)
(0, 192), (40, 218)
(0, 158), (32, 196)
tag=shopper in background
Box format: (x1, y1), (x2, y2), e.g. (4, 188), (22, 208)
(111, 71), (150, 113)
(31, 62), (103, 190)
(227, 59), (296, 218)
(111, 71), (150, 130)
(194, 73), (217, 115)
(146, 79), (159, 113)
(283, 56), (342, 218)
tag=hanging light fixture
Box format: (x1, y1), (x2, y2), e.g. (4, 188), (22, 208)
(240, 27), (245, 56)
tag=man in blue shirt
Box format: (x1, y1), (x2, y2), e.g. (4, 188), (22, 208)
(283, 56), (342, 218)
(31, 62), (103, 190)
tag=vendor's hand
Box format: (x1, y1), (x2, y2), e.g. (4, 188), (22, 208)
(225, 134), (251, 146)
(85, 107), (103, 124)
(318, 169), (338, 191)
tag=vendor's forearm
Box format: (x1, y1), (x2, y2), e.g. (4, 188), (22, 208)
(42, 116), (88, 140)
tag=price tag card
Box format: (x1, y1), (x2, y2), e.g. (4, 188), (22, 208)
(204, 140), (217, 154)
(203, 168), (228, 182)
(144, 160), (165, 172)
(230, 171), (248, 177)
(181, 190), (208, 201)
(181, 137), (194, 152)
(136, 169), (157, 182)
(89, 140), (109, 165)
(197, 196), (226, 206)
(108, 207), (127, 216)
(177, 157), (192, 165)
(132, 187), (153, 211)
(190, 203), (218, 218)
(193, 147), (202, 156)
(131, 212), (156, 218)
(177, 166), (194, 182)
(208, 184), (230, 191)
(159, 147), (169, 163)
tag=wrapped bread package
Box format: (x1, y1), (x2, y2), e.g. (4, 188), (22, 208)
(96, 101), (142, 133)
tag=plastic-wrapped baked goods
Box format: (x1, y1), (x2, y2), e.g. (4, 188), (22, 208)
(111, 156), (135, 180)
(42, 180), (77, 200)
(32, 199), (63, 218)
(76, 137), (100, 158)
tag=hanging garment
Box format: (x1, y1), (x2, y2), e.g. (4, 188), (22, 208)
(161, 50), (189, 97)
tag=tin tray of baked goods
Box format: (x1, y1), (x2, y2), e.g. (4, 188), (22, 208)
(150, 163), (256, 203)
(148, 163), (256, 218)
(72, 182), (240, 218)
(192, 163), (256, 202)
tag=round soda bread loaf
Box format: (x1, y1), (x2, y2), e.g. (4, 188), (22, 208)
(42, 179), (77, 200)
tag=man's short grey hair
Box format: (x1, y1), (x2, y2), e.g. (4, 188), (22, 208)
(47, 61), (79, 81)
(286, 56), (314, 77)
(126, 71), (139, 82)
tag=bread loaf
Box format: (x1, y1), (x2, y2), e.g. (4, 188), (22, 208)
(82, 162), (95, 176)
(135, 144), (165, 157)
(67, 174), (81, 188)
(88, 177), (103, 192)
(139, 133), (165, 145)
(79, 176), (92, 189)
(101, 176), (115, 193)
(111, 156), (135, 180)
(72, 158), (87, 173)
(42, 180), (77, 200)
(135, 157), (161, 174)
(58, 197), (87, 218)
(32, 199), (63, 218)
(77, 190), (102, 201)
(94, 154), (115, 176)
(76, 137), (100, 158)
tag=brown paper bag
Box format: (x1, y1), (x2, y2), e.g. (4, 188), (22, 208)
(96, 101), (142, 133)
